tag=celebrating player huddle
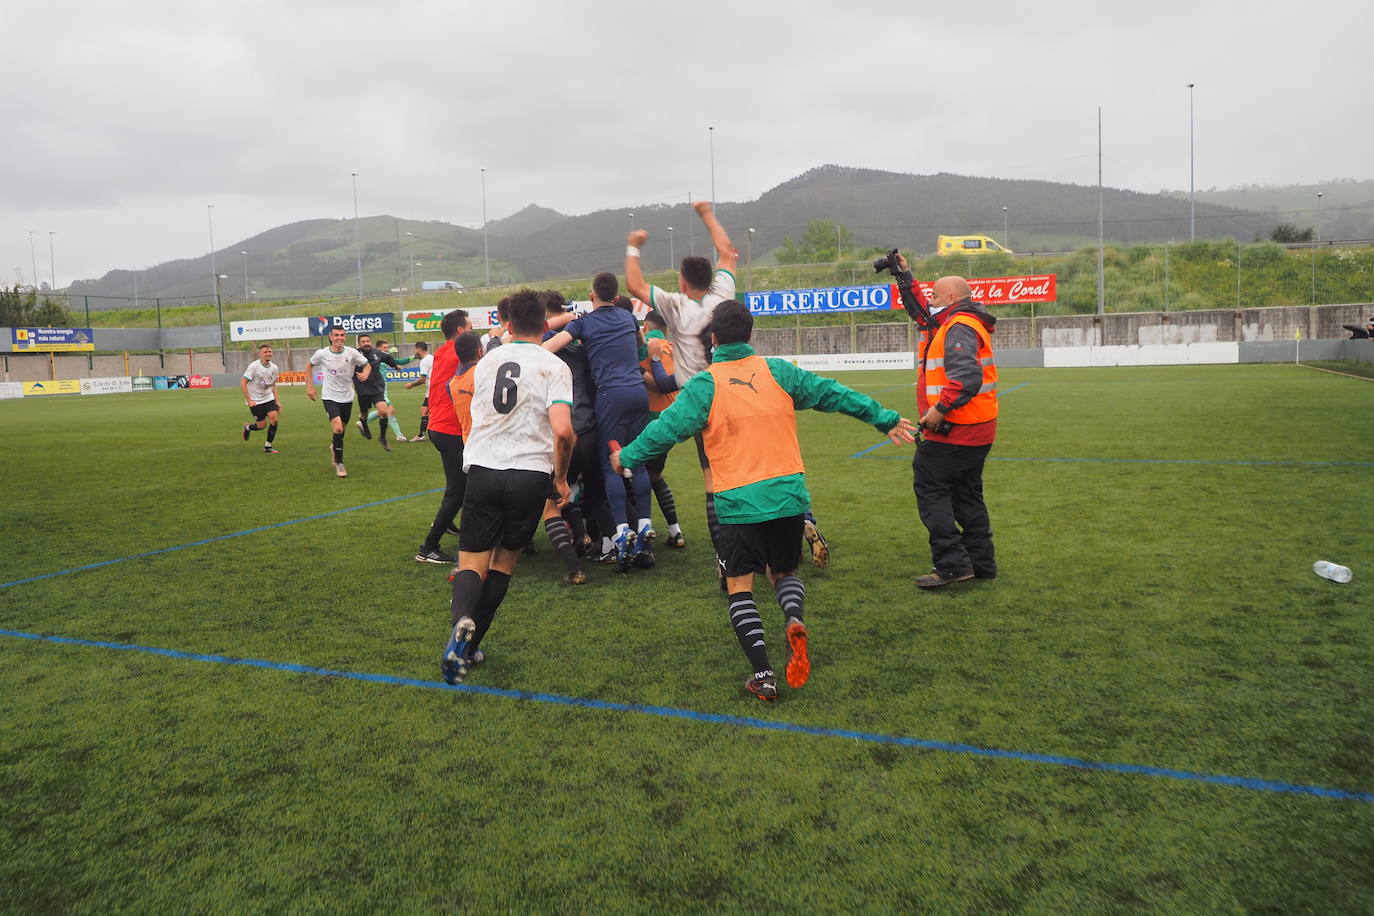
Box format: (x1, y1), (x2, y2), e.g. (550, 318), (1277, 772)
(234, 202), (917, 702)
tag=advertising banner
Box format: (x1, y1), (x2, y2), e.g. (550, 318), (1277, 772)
(80, 377), (134, 396)
(747, 284), (897, 316)
(229, 318), (311, 341)
(22, 379), (82, 396)
(404, 310), (450, 333)
(0, 382), (24, 399)
(309, 313), (394, 336)
(12, 327), (95, 351)
(906, 274), (1057, 306)
(132, 376), (154, 392)
(790, 352), (917, 372)
(381, 365), (423, 383)
(188, 375), (213, 389)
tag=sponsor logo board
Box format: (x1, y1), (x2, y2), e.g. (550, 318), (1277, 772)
(0, 382), (24, 399)
(132, 376), (154, 392)
(310, 313), (394, 336)
(903, 274), (1057, 306)
(22, 379), (82, 395)
(12, 327), (95, 352)
(229, 318), (311, 341)
(80, 377), (134, 395)
(188, 375), (213, 389)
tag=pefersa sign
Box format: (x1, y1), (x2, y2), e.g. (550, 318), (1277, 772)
(310, 313), (395, 336)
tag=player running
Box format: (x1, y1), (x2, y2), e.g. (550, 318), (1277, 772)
(613, 300), (916, 701)
(307, 327), (370, 478)
(240, 344), (282, 453)
(404, 340), (431, 440)
(359, 340), (410, 441)
(441, 290), (574, 684)
(639, 309), (685, 547)
(415, 311), (471, 565)
(353, 334), (404, 451)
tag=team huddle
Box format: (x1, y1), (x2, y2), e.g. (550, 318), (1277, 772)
(236, 203), (1000, 702)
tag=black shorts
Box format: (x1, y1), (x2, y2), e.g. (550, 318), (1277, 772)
(459, 466), (556, 553)
(646, 451), (667, 476)
(323, 400), (354, 423)
(357, 390), (386, 414)
(249, 400), (279, 421)
(421, 396), (430, 408)
(717, 515), (805, 578)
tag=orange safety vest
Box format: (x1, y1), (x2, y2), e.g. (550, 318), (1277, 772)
(918, 314), (998, 424)
(452, 365), (476, 438)
(640, 337), (678, 413)
(703, 355), (804, 493)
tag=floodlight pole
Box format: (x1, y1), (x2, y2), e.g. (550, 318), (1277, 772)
(352, 172), (363, 304)
(1096, 107), (1105, 316)
(1188, 83), (1196, 242)
(481, 168), (490, 287)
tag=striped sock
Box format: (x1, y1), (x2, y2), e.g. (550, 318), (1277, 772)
(705, 492), (722, 553)
(774, 575), (805, 622)
(652, 477), (678, 525)
(544, 516), (580, 575)
(728, 591), (770, 672)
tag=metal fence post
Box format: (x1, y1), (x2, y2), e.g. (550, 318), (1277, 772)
(84, 296), (93, 371)
(156, 298), (164, 368)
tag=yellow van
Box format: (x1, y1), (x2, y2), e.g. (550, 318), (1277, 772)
(937, 235), (1012, 256)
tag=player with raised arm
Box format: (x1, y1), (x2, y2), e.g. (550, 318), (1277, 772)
(404, 341), (431, 440)
(306, 327), (370, 478)
(440, 291), (575, 684)
(613, 300), (916, 701)
(240, 344), (282, 453)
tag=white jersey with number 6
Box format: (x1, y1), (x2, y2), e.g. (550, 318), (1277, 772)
(463, 341), (573, 475)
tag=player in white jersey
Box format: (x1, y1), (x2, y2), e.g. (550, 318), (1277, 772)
(623, 201), (832, 572)
(440, 290), (574, 684)
(403, 341), (432, 440)
(240, 344), (282, 453)
(306, 327), (371, 478)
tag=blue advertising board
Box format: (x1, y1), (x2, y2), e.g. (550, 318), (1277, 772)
(12, 327), (96, 351)
(744, 284), (897, 317)
(309, 313), (395, 336)
(380, 365), (423, 383)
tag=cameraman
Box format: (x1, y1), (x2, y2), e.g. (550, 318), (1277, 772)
(888, 253), (999, 588)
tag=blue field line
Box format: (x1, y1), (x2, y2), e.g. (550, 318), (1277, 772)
(850, 380), (1031, 458)
(2, 628), (1370, 804)
(0, 488), (444, 591)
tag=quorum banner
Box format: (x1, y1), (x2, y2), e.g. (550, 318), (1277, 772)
(745, 275), (1057, 317)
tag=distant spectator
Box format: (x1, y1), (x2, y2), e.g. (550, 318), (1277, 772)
(1341, 318), (1373, 339)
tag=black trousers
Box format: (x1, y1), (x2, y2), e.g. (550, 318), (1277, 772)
(424, 431), (466, 549)
(913, 439), (995, 575)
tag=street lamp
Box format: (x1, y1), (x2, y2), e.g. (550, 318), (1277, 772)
(628, 212), (634, 233)
(47, 231), (57, 290)
(405, 232), (416, 294)
(708, 126), (716, 206)
(1188, 82), (1196, 243)
(28, 230), (37, 291)
(746, 227), (755, 291)
(415, 262), (423, 290)
(215, 273), (228, 363)
(481, 168), (490, 287)
(207, 205), (217, 302)
(667, 226), (675, 267)
(1002, 206), (1009, 250)
(1312, 192), (1323, 305)
(351, 172), (363, 304)
(241, 251), (249, 301)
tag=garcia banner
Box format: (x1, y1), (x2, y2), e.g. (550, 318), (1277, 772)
(12, 327), (95, 351)
(310, 313), (394, 336)
(230, 318), (311, 341)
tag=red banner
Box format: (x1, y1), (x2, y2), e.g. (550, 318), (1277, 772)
(188, 375), (213, 389)
(891, 274), (1056, 307)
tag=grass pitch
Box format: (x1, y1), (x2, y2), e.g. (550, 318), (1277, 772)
(1, 363), (1371, 912)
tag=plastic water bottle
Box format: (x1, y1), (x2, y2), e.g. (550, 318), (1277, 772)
(1313, 561), (1352, 584)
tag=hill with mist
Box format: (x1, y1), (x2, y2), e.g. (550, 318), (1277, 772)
(70, 166), (1325, 304)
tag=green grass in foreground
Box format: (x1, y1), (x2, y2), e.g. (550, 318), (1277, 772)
(1, 364), (1372, 912)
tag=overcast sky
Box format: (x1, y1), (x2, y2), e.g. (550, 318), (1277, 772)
(3, 0), (1370, 288)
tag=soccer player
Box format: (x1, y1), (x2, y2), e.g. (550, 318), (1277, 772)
(416, 310), (471, 564)
(352, 334), (404, 451)
(360, 340), (410, 441)
(613, 300), (916, 701)
(404, 340), (431, 440)
(306, 327), (370, 478)
(639, 310), (685, 547)
(240, 344), (282, 453)
(544, 273), (655, 572)
(441, 290), (574, 684)
(625, 202), (833, 571)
